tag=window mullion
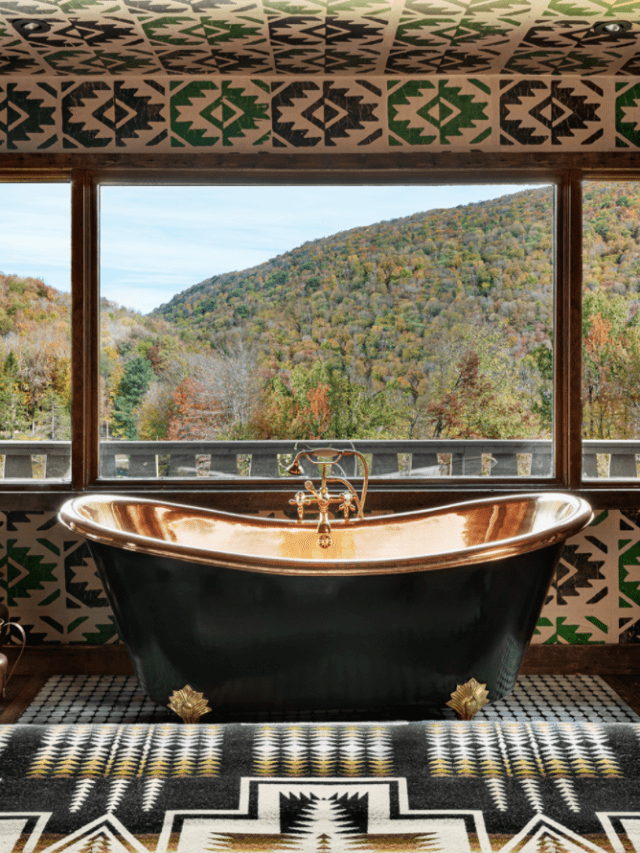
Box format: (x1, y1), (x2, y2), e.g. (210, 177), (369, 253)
(70, 170), (99, 489)
(555, 170), (583, 490)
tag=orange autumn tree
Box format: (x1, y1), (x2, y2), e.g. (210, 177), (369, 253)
(582, 290), (640, 440)
(299, 382), (333, 439)
(166, 376), (226, 440)
(248, 375), (333, 440)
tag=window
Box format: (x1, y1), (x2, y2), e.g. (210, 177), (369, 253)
(97, 182), (554, 481)
(582, 180), (640, 480)
(0, 162), (634, 500)
(0, 181), (71, 481)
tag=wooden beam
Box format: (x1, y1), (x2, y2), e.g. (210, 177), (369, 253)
(0, 150), (639, 173)
(521, 643), (640, 675)
(4, 644), (135, 675)
(4, 643), (640, 677)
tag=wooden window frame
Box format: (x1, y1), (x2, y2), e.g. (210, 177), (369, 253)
(0, 151), (637, 512)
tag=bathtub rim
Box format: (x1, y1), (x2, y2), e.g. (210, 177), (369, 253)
(58, 492), (593, 576)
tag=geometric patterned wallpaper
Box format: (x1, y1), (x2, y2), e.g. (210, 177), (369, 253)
(1, 507), (640, 646)
(1, 74), (640, 151)
(2, 1), (640, 152)
(2, 0), (640, 79)
(0, 511), (119, 646)
(0, 0), (640, 153)
(537, 510), (640, 646)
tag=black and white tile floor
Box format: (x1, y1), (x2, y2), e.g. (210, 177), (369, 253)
(16, 674), (640, 724)
(471, 674), (638, 722)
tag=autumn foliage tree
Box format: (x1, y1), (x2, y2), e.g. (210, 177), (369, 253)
(426, 349), (539, 440)
(166, 376), (226, 441)
(582, 290), (640, 440)
(0, 275), (71, 439)
(249, 362), (402, 440)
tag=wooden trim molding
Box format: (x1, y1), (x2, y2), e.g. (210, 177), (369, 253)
(521, 644), (640, 675)
(1, 150), (640, 173)
(6, 644), (135, 676)
(5, 643), (640, 677)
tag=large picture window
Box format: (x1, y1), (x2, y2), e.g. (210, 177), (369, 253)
(0, 163), (635, 497)
(97, 183), (554, 480)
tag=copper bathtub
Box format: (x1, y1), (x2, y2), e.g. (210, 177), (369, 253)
(59, 492), (592, 720)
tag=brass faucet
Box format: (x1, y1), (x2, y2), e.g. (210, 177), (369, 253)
(287, 448), (368, 549)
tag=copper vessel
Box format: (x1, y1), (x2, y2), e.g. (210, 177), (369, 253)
(60, 492), (591, 576)
(59, 493), (592, 720)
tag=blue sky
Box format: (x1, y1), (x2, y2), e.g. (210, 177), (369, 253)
(0, 182), (546, 314)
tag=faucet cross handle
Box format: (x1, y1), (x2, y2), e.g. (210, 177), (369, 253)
(339, 491), (357, 520)
(287, 448), (368, 512)
(289, 491), (309, 520)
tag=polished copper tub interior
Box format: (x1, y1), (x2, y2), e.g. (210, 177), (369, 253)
(60, 493), (593, 576)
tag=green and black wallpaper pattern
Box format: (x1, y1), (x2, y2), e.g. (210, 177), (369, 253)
(2, 73), (640, 151)
(3, 0), (640, 150)
(2, 0), (640, 78)
(1, 508), (640, 645)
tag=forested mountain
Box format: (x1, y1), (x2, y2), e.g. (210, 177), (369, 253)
(0, 276), (194, 441)
(154, 186), (557, 441)
(2, 182), (640, 445)
(156, 187), (554, 358)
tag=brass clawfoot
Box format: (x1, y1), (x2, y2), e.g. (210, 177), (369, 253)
(446, 677), (490, 720)
(168, 685), (212, 724)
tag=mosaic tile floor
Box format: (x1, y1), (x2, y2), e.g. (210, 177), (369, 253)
(16, 674), (640, 724)
(471, 674), (639, 722)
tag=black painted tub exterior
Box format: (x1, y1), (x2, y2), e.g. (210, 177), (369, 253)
(87, 537), (564, 720)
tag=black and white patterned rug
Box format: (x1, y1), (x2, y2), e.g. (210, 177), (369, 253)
(3, 718), (640, 851)
(17, 673), (640, 724)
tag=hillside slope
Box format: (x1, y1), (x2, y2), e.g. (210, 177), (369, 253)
(149, 182), (640, 441)
(154, 187), (555, 381)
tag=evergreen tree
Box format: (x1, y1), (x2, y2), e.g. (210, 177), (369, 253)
(111, 356), (155, 440)
(32, 387), (71, 440)
(0, 352), (28, 437)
